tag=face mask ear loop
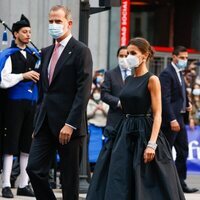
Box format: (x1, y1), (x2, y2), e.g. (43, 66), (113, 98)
(138, 55), (144, 67)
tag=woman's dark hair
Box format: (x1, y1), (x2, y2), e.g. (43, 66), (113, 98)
(128, 37), (154, 61)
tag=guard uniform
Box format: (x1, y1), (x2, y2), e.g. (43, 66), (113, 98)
(1, 47), (38, 155)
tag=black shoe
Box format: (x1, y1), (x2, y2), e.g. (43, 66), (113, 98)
(17, 185), (35, 197)
(182, 185), (199, 193)
(2, 187), (14, 198)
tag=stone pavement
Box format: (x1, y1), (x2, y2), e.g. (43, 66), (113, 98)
(1, 189), (200, 200)
(0, 189), (86, 199)
(0, 174), (199, 199)
(184, 173), (200, 200)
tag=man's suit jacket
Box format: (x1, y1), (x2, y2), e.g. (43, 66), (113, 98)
(159, 63), (189, 128)
(101, 66), (125, 127)
(34, 37), (93, 138)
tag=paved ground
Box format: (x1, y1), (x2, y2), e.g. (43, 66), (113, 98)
(184, 173), (200, 200)
(0, 189), (86, 200)
(0, 173), (199, 199)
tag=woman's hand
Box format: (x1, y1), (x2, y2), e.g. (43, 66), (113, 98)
(96, 104), (104, 110)
(143, 147), (155, 163)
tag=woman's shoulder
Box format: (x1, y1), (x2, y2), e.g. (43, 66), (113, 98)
(149, 73), (159, 81)
(148, 74), (160, 88)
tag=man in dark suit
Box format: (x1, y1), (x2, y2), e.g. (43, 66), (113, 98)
(26, 5), (93, 200)
(101, 46), (130, 127)
(159, 46), (198, 193)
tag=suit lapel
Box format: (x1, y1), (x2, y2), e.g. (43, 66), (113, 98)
(114, 66), (124, 86)
(42, 45), (54, 88)
(50, 37), (75, 84)
(169, 64), (183, 95)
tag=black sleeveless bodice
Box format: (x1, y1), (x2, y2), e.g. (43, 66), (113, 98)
(120, 72), (152, 114)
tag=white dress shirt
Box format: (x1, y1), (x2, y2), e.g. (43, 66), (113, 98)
(0, 50), (26, 89)
(171, 61), (186, 121)
(171, 62), (182, 84)
(119, 66), (132, 81)
(48, 33), (72, 79)
(49, 34), (76, 130)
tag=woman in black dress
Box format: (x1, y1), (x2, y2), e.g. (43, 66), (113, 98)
(86, 37), (185, 200)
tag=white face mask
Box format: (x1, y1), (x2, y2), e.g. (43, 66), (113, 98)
(48, 24), (64, 39)
(118, 57), (129, 69)
(192, 88), (200, 96)
(93, 93), (101, 101)
(126, 55), (140, 69)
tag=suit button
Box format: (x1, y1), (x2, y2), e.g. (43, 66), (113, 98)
(28, 68), (32, 70)
(4, 128), (7, 130)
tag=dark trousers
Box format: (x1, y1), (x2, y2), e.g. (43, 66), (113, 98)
(26, 120), (83, 200)
(162, 125), (188, 184)
(3, 100), (36, 154)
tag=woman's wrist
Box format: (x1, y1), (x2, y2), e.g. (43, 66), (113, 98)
(146, 141), (157, 150)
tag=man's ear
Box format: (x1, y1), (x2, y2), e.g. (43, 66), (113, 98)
(13, 31), (18, 39)
(172, 54), (177, 62)
(68, 20), (73, 28)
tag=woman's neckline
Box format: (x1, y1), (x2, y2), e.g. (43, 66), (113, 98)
(133, 71), (149, 78)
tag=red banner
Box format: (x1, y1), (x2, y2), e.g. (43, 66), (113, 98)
(120, 0), (130, 46)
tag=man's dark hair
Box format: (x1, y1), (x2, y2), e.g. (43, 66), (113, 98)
(172, 46), (187, 56)
(117, 46), (127, 57)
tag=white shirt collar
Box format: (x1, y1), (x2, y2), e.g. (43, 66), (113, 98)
(171, 62), (182, 83)
(59, 33), (72, 47)
(171, 61), (181, 73)
(119, 65), (131, 72)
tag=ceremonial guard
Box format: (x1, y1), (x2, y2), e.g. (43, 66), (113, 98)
(0, 15), (40, 198)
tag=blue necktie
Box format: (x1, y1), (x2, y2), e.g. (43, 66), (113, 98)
(124, 69), (128, 80)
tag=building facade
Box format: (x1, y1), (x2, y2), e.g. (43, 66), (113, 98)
(1, 0), (200, 73)
(0, 0), (80, 49)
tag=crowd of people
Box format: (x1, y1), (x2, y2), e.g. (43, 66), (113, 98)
(0, 4), (199, 200)
(184, 61), (200, 128)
